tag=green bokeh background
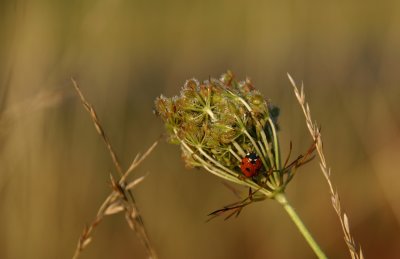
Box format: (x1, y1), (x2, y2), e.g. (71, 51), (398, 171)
(1, 1), (399, 258)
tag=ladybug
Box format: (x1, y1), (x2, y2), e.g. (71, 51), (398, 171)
(240, 152), (262, 177)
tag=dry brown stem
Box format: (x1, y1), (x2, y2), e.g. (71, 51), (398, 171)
(71, 78), (158, 259)
(288, 74), (364, 259)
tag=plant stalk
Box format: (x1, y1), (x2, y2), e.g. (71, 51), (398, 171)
(274, 192), (328, 259)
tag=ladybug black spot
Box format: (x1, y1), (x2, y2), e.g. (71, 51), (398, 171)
(245, 168), (251, 172)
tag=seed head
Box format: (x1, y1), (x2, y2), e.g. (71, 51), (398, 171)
(155, 71), (295, 197)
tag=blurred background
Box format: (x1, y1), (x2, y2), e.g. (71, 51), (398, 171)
(1, 0), (400, 258)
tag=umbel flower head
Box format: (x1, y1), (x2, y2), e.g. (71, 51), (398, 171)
(155, 71), (303, 198)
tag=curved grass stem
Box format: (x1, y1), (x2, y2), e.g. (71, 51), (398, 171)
(274, 192), (327, 259)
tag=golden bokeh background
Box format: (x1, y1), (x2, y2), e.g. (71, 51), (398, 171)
(1, 0), (400, 258)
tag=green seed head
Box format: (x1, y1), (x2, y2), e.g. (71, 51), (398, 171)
(155, 71), (287, 196)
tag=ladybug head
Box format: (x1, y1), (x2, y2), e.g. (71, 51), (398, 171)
(245, 152), (259, 164)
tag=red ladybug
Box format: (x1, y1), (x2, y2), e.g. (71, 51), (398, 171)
(240, 152), (262, 177)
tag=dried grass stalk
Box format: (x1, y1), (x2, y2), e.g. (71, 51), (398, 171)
(288, 74), (364, 259)
(71, 78), (158, 259)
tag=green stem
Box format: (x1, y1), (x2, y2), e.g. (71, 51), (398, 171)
(274, 192), (328, 259)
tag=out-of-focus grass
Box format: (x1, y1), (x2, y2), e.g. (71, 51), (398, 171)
(0, 0), (399, 258)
